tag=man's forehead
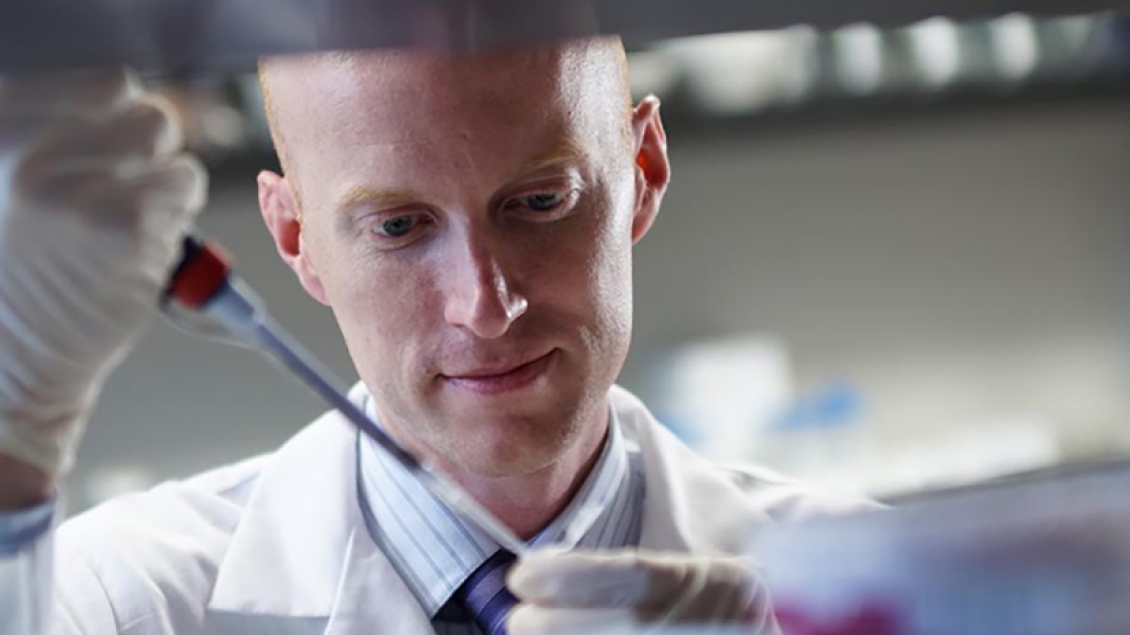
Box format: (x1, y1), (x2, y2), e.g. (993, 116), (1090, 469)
(286, 77), (593, 179)
(264, 36), (623, 81)
(259, 38), (630, 205)
(263, 41), (611, 115)
(261, 38), (627, 142)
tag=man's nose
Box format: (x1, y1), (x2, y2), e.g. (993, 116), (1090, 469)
(442, 236), (529, 339)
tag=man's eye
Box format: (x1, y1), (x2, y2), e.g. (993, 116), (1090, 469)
(523, 192), (564, 212)
(377, 214), (423, 238)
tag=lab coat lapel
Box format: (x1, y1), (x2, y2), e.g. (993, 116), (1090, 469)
(611, 386), (773, 555)
(205, 384), (433, 635)
(322, 525), (434, 635)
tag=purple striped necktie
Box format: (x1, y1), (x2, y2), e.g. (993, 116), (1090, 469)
(455, 550), (520, 635)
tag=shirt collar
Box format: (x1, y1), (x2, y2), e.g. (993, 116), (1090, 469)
(357, 394), (636, 616)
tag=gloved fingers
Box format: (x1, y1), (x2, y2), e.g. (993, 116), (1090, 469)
(35, 94), (182, 162)
(14, 95), (186, 192)
(128, 155), (209, 273)
(508, 605), (634, 635)
(0, 388), (93, 478)
(644, 564), (759, 623)
(13, 153), (207, 223)
(97, 154), (207, 222)
(0, 68), (138, 115)
(509, 549), (652, 609)
(510, 549), (766, 626)
(642, 556), (764, 624)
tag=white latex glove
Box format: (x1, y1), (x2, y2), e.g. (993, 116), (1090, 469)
(0, 69), (206, 479)
(507, 549), (777, 635)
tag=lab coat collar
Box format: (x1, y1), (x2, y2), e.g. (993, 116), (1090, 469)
(205, 384), (773, 634)
(207, 383), (433, 634)
(610, 385), (775, 555)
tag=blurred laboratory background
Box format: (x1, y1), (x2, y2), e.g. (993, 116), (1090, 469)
(69, 11), (1130, 511)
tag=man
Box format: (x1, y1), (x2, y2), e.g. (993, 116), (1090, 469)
(0, 37), (866, 635)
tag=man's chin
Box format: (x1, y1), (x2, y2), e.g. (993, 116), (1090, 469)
(431, 412), (580, 478)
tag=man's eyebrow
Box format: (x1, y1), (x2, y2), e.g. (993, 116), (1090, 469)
(333, 186), (424, 212)
(332, 143), (588, 211)
(512, 140), (590, 177)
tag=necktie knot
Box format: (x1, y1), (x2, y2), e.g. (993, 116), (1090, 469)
(454, 550), (519, 635)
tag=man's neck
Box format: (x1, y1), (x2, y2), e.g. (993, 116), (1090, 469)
(383, 405), (611, 541)
(448, 414), (610, 540)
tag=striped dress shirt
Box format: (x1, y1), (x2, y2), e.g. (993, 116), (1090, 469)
(357, 393), (646, 635)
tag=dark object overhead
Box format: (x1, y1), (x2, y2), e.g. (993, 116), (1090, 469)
(0, 0), (1125, 74)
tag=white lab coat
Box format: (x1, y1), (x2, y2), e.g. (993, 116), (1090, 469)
(46, 385), (868, 635)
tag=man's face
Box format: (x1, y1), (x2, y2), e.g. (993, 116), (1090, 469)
(259, 42), (667, 478)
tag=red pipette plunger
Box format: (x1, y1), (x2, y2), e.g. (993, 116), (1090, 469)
(164, 236), (231, 309)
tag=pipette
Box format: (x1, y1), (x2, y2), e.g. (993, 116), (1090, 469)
(162, 235), (529, 557)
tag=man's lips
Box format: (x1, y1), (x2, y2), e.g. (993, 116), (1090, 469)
(445, 355), (541, 378)
(441, 350), (556, 395)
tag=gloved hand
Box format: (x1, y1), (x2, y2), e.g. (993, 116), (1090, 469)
(0, 69), (206, 481)
(507, 549), (777, 634)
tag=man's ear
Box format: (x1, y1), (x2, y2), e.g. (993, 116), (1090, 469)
(257, 170), (330, 306)
(629, 95), (671, 244)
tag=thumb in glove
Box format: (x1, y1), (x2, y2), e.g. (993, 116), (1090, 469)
(507, 548), (777, 634)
